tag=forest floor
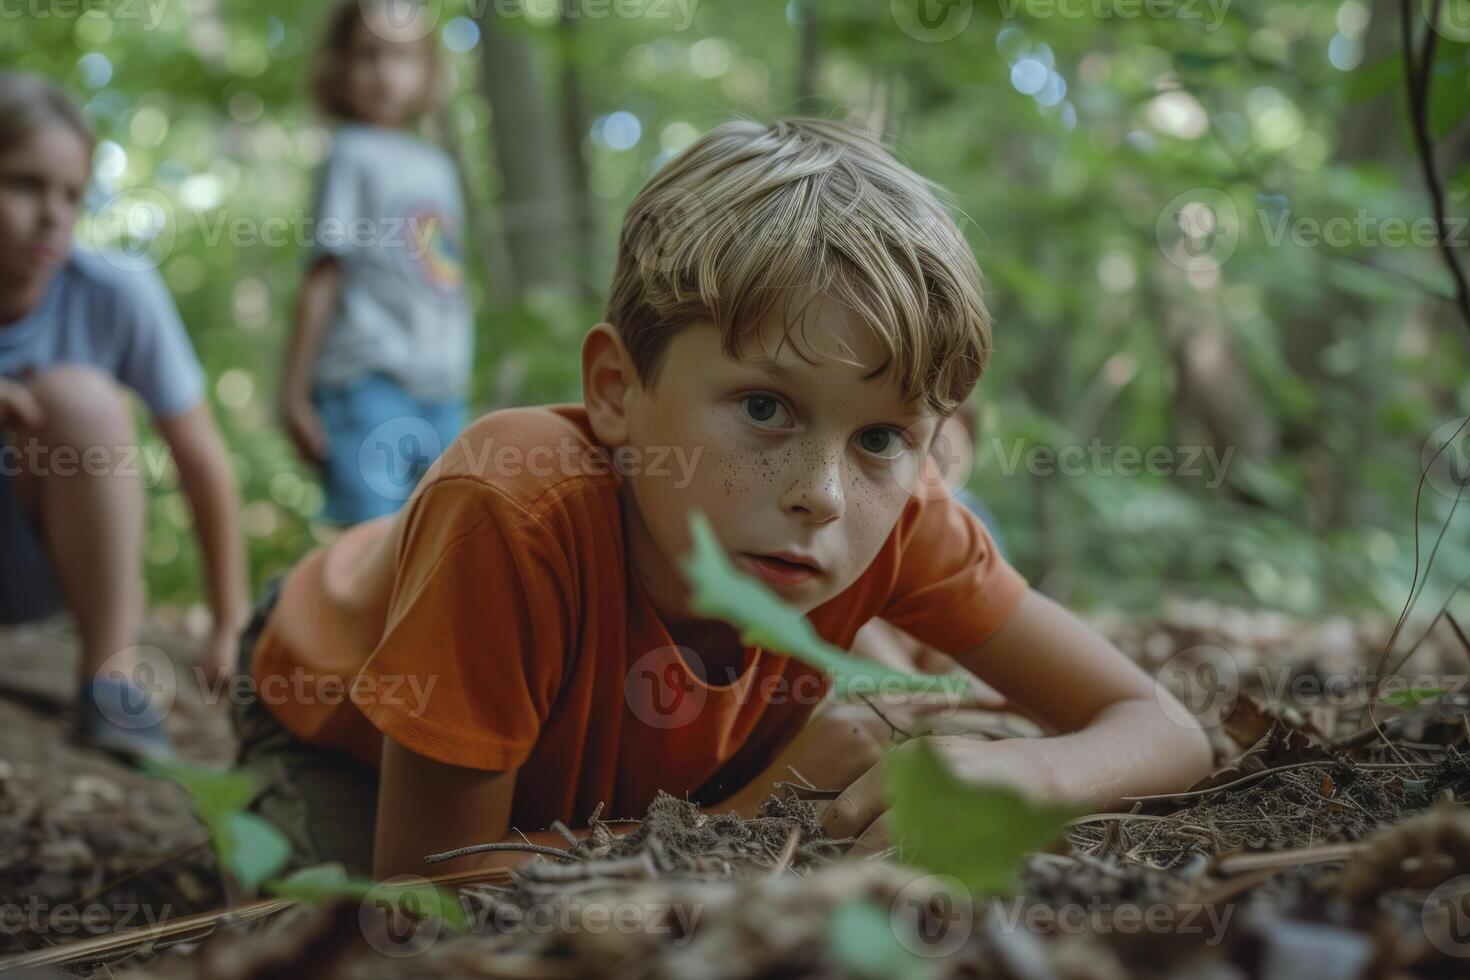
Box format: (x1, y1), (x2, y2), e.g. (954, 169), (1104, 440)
(0, 600), (1467, 979)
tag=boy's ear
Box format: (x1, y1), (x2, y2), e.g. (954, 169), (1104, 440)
(582, 322), (634, 448)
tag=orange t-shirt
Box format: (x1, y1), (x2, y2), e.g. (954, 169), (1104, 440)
(250, 403), (1028, 828)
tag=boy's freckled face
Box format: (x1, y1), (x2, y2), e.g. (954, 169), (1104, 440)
(620, 297), (937, 619)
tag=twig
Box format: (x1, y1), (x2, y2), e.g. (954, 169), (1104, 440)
(767, 826), (802, 878)
(1120, 759), (1420, 804)
(1400, 0), (1470, 344)
(858, 695), (919, 741)
(1212, 841), (1360, 876)
(1447, 612), (1470, 659)
(424, 842), (580, 865)
(0, 867), (512, 972)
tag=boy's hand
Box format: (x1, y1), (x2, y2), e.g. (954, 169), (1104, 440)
(819, 734), (1058, 855)
(0, 376), (44, 430)
(712, 701), (899, 818)
(280, 394), (328, 464)
(195, 622), (242, 691)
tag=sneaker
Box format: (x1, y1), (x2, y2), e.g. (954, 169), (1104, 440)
(76, 675), (176, 764)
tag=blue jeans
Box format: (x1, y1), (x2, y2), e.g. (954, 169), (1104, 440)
(313, 373), (466, 525)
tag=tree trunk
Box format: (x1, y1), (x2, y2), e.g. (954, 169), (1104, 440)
(559, 0), (598, 302)
(475, 3), (577, 298)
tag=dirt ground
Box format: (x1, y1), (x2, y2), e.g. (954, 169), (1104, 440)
(0, 600), (1467, 979)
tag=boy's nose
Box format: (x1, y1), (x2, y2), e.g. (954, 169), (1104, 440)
(779, 453), (845, 524)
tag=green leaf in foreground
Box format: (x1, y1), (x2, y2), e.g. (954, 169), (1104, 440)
(828, 897), (927, 980)
(223, 811), (292, 892)
(269, 866), (468, 932)
(884, 739), (1085, 896)
(142, 759), (257, 824)
(1379, 685), (1449, 707)
(142, 760), (290, 891)
(680, 510), (969, 699)
(267, 864), (369, 902)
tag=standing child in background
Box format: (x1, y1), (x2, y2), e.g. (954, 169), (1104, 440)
(279, 0), (473, 525)
(0, 73), (249, 761)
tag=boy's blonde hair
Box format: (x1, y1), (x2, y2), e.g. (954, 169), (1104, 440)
(605, 118), (993, 418)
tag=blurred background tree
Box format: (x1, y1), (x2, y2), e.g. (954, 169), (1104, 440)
(6, 0), (1468, 632)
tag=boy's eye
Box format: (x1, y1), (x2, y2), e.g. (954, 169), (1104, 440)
(858, 426), (908, 460)
(740, 393), (792, 428)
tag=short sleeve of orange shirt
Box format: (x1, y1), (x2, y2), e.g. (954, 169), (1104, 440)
(350, 477), (572, 772)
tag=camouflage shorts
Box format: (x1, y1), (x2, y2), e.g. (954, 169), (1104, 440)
(230, 576), (379, 879)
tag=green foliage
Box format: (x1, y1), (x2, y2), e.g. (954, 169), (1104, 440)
(3, 0), (1462, 625)
(884, 740), (1084, 896)
(681, 510), (969, 700)
(139, 760), (287, 888)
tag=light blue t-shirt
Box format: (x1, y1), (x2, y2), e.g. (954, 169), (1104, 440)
(306, 123), (473, 401)
(0, 248), (205, 419)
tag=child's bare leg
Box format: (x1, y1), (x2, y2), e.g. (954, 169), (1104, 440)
(14, 365), (144, 681)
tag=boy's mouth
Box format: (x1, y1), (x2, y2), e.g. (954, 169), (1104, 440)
(738, 552), (822, 588)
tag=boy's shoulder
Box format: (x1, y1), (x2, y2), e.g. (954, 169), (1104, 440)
(62, 247), (140, 290)
(54, 248), (171, 318)
(424, 402), (619, 517)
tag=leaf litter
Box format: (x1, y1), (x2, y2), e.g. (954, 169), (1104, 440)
(0, 598), (1467, 978)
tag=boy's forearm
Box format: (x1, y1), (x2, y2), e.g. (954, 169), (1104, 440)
(176, 429), (250, 630)
(1006, 697), (1215, 811)
(157, 405), (250, 632)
